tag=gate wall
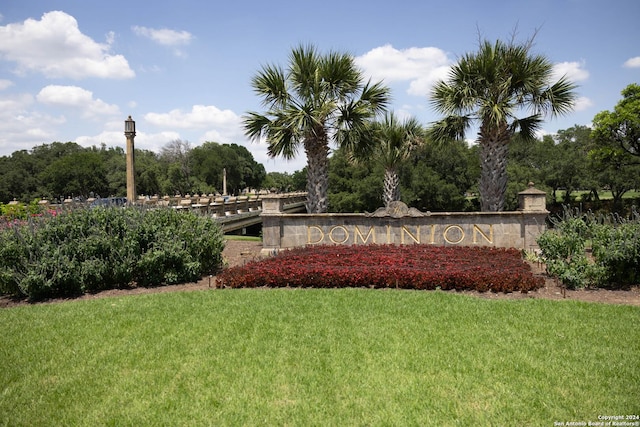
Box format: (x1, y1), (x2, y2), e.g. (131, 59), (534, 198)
(260, 184), (548, 255)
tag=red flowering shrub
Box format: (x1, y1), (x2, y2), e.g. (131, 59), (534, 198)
(217, 244), (543, 293)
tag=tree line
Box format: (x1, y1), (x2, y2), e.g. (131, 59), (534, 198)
(3, 117), (637, 214)
(327, 123), (640, 214)
(0, 140), (266, 203)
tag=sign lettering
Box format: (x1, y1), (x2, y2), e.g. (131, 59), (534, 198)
(305, 224), (494, 246)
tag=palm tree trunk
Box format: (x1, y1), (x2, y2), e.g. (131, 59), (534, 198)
(383, 167), (401, 206)
(478, 123), (510, 211)
(304, 137), (330, 213)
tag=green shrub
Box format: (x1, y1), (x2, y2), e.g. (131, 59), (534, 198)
(591, 220), (640, 287)
(0, 207), (225, 300)
(538, 207), (639, 288)
(537, 216), (597, 289)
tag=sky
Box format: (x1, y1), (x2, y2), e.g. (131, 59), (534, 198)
(0, 0), (638, 173)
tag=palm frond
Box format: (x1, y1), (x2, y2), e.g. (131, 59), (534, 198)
(510, 114), (543, 140)
(427, 115), (472, 143)
(251, 65), (288, 109)
(266, 111), (301, 159)
(267, 130), (299, 159)
(360, 80), (392, 116)
(289, 44), (321, 101)
(539, 76), (578, 117)
(350, 112), (425, 169)
(242, 112), (272, 141)
(430, 35), (577, 136)
(321, 50), (361, 99)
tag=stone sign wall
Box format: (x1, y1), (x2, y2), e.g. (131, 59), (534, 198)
(260, 184), (549, 255)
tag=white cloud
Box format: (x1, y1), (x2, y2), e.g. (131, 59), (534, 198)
(144, 103), (244, 154)
(0, 11), (134, 79)
(406, 67), (451, 97)
(143, 104), (301, 172)
(0, 92), (34, 111)
(138, 64), (163, 73)
(36, 85), (120, 118)
(132, 26), (193, 46)
(76, 129), (182, 153)
(552, 61), (589, 82)
(573, 96), (593, 112)
(132, 25), (193, 57)
(145, 105), (240, 130)
(355, 44), (452, 96)
(37, 85), (94, 106)
(164, 105), (244, 144)
(0, 93), (67, 155)
(105, 31), (115, 45)
(623, 56), (640, 68)
(0, 79), (13, 90)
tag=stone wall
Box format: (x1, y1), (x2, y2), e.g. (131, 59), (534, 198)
(261, 184), (548, 255)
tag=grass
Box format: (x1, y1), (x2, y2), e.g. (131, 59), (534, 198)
(556, 189), (640, 202)
(224, 235), (261, 241)
(1, 289), (638, 426)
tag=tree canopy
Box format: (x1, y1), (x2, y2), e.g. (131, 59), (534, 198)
(0, 141), (266, 203)
(243, 44), (390, 213)
(352, 113), (424, 206)
(429, 36), (577, 211)
(592, 83), (640, 157)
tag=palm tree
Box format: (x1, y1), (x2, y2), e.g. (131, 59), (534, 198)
(429, 37), (576, 211)
(351, 112), (424, 206)
(243, 44), (390, 213)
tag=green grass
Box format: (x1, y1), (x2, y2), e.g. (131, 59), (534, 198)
(556, 189), (640, 202)
(1, 289), (638, 426)
(224, 235), (262, 242)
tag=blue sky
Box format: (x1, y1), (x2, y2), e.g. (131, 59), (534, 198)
(0, 0), (638, 173)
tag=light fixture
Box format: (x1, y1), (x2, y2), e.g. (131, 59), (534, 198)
(124, 115), (136, 135)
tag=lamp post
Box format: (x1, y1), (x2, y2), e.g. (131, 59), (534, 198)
(124, 116), (136, 203)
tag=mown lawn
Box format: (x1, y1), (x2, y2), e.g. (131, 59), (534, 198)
(1, 289), (638, 426)
(224, 235), (261, 242)
(556, 189), (640, 202)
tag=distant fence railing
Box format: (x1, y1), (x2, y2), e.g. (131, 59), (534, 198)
(34, 192), (308, 219)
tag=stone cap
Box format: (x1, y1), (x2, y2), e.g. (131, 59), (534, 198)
(518, 182), (548, 212)
(518, 181), (547, 196)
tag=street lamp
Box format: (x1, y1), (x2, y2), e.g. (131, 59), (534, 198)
(125, 115), (136, 136)
(125, 116), (136, 203)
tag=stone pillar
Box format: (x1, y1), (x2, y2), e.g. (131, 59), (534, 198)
(259, 194), (287, 256)
(124, 116), (136, 204)
(518, 182), (549, 250)
(223, 168), (227, 196)
(261, 194), (286, 213)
